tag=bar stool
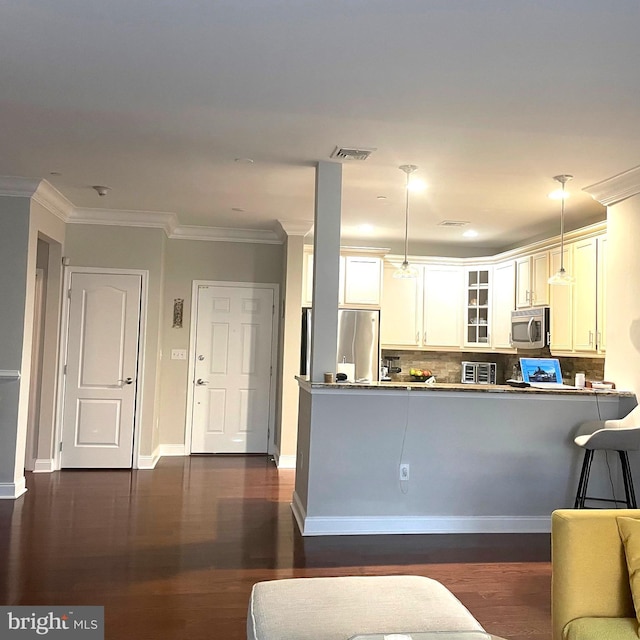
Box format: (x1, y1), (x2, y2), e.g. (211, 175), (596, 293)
(574, 408), (640, 509)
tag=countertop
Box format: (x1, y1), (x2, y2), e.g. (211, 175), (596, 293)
(295, 377), (634, 396)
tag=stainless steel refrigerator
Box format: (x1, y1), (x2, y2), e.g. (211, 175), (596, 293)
(300, 308), (380, 382)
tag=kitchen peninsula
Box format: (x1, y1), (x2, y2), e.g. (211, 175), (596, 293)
(292, 378), (636, 536)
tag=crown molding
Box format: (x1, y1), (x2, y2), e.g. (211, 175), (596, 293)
(71, 207), (178, 230)
(276, 219), (313, 238)
(583, 164), (640, 207)
(0, 176), (42, 198)
(32, 180), (74, 222)
(170, 225), (282, 244)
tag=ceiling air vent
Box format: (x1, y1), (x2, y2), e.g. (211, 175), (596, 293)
(438, 220), (470, 227)
(330, 146), (376, 161)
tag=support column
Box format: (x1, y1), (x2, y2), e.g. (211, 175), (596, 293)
(310, 161), (342, 382)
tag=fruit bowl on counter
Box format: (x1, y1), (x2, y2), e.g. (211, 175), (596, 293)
(410, 368), (434, 382)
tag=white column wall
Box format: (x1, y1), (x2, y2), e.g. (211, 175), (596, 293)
(604, 194), (640, 394)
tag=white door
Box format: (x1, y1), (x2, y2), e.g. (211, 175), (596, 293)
(191, 285), (274, 453)
(61, 272), (142, 468)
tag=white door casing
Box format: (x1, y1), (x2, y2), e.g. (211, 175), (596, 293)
(190, 284), (275, 454)
(61, 272), (142, 468)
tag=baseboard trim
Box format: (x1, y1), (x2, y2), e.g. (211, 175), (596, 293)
(291, 492), (307, 534)
(32, 459), (56, 473)
(137, 450), (160, 470)
(0, 477), (28, 499)
(158, 444), (186, 457)
(294, 513), (551, 536)
(275, 453), (296, 469)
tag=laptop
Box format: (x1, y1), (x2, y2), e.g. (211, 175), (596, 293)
(519, 357), (576, 389)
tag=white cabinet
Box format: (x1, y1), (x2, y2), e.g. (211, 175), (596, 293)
(423, 264), (464, 347)
(303, 253), (380, 307)
(597, 235), (607, 354)
(549, 245), (574, 352)
(380, 262), (421, 346)
(572, 237), (598, 352)
(516, 251), (549, 308)
(343, 256), (382, 305)
(380, 262), (463, 348)
(464, 267), (491, 346)
(491, 260), (516, 349)
(572, 235), (606, 354)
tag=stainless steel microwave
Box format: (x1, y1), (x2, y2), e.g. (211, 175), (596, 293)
(510, 307), (550, 349)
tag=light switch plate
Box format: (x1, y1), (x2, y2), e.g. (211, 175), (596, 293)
(171, 349), (187, 360)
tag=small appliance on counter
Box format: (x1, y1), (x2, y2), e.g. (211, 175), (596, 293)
(381, 356), (401, 381)
(461, 361), (497, 384)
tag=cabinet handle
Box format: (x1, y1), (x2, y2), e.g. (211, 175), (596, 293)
(531, 290), (536, 303)
(416, 331), (420, 344)
(588, 330), (594, 346)
(597, 331), (602, 348)
(525, 290), (530, 302)
(424, 331), (427, 344)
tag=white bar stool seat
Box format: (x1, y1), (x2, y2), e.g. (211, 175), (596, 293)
(573, 407), (640, 509)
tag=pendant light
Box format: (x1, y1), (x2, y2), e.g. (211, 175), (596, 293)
(548, 174), (574, 286)
(393, 164), (419, 279)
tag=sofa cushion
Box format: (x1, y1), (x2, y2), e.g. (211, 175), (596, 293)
(618, 516), (640, 629)
(563, 617), (638, 640)
(247, 575), (485, 640)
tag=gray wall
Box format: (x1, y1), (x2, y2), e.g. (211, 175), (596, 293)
(0, 196), (30, 488)
(158, 238), (284, 446)
(64, 224), (166, 457)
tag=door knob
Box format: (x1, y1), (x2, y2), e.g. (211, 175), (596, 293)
(196, 378), (209, 386)
(119, 377), (134, 385)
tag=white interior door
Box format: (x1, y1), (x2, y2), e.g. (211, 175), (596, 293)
(61, 272), (142, 468)
(191, 285), (274, 453)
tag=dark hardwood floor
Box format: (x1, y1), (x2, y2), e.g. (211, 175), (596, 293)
(0, 456), (551, 639)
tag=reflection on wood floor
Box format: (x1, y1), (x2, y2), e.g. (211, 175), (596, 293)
(0, 456), (551, 639)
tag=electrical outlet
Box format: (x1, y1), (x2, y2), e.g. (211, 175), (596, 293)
(171, 349), (187, 360)
(399, 463), (410, 481)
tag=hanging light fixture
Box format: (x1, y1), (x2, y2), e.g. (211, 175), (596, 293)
(393, 164), (419, 279)
(548, 174), (574, 286)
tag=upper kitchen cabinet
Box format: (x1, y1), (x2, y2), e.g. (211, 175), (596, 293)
(380, 261), (422, 347)
(572, 234), (606, 354)
(549, 245), (574, 352)
(515, 251), (549, 308)
(380, 261), (464, 349)
(491, 260), (516, 350)
(423, 263), (464, 348)
(343, 256), (382, 305)
(302, 251), (382, 307)
(464, 267), (491, 347)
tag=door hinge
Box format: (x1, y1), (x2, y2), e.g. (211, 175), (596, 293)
(67, 289), (72, 299)
(59, 442), (63, 452)
(63, 364), (67, 375)
(270, 365), (273, 376)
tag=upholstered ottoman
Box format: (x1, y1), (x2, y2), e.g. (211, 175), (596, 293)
(247, 575), (487, 640)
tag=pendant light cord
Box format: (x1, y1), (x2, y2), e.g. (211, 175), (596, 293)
(403, 170), (410, 265)
(559, 182), (566, 271)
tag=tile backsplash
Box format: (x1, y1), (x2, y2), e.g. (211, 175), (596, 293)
(382, 348), (605, 385)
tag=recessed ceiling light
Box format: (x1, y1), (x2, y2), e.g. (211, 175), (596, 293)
(232, 207), (245, 212)
(462, 229), (479, 238)
(358, 224), (374, 234)
(234, 157), (254, 164)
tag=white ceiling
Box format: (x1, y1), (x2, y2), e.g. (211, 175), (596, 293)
(2, 1), (639, 254)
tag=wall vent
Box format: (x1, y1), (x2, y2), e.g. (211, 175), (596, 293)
(330, 146), (376, 161)
(438, 220), (470, 227)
